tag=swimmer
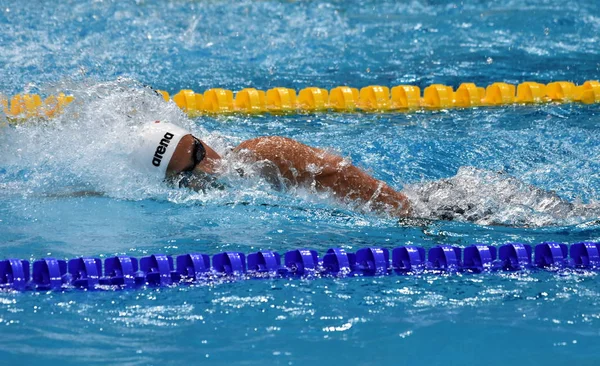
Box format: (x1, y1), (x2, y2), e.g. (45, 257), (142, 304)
(135, 120), (411, 217)
(135, 121), (598, 225)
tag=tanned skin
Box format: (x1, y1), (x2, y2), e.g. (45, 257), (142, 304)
(166, 135), (411, 217)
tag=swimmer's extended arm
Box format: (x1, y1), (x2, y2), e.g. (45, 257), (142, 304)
(233, 136), (411, 217)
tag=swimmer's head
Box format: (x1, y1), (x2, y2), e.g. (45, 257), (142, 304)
(133, 120), (192, 178)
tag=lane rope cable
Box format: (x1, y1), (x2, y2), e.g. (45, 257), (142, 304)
(0, 241), (599, 291)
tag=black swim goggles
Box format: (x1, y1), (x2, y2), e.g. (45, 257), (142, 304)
(190, 136), (207, 169)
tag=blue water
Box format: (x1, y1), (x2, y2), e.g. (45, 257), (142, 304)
(1, 0), (600, 365)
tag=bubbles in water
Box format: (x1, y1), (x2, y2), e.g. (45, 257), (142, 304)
(0, 79), (314, 214)
(1, 79), (598, 228)
(403, 166), (600, 227)
(0, 79), (232, 200)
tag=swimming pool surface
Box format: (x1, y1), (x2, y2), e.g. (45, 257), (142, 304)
(1, 0), (600, 365)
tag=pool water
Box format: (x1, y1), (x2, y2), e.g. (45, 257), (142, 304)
(1, 0), (600, 365)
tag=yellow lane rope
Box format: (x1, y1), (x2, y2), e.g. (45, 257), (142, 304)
(1, 80), (599, 121)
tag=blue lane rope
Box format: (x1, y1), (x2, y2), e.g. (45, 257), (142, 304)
(1, 242), (599, 291)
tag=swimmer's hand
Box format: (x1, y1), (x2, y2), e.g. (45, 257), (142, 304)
(171, 171), (226, 192)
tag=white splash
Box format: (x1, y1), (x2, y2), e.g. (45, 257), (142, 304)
(403, 166), (600, 227)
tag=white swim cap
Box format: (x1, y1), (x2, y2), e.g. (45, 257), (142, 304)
(133, 120), (192, 178)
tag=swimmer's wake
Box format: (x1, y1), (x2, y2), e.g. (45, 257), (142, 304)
(0, 79), (597, 228)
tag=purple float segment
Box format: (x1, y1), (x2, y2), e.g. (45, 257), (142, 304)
(463, 245), (497, 271)
(10, 241), (600, 293)
(498, 243), (532, 270)
(140, 254), (175, 286)
(355, 247), (389, 275)
(534, 242), (569, 268)
(32, 258), (67, 290)
(247, 251), (281, 273)
(570, 242), (600, 268)
(212, 252), (246, 274)
(0, 259), (30, 290)
(284, 249), (319, 275)
(428, 245), (462, 271)
(104, 256), (139, 287)
(392, 246), (426, 272)
(322, 248), (355, 275)
(68, 257), (102, 289)
(176, 254), (210, 279)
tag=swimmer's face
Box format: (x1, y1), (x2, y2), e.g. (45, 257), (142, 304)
(166, 134), (205, 176)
